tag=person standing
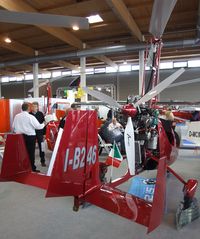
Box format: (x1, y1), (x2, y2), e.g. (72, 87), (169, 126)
(58, 107), (72, 129)
(30, 102), (46, 167)
(13, 102), (45, 172)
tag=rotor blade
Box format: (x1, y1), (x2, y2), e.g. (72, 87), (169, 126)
(168, 77), (200, 88)
(149, 0), (177, 38)
(28, 74), (69, 93)
(124, 117), (135, 175)
(28, 80), (49, 93)
(134, 68), (185, 107)
(83, 87), (122, 109)
(50, 74), (69, 84)
(0, 10), (89, 29)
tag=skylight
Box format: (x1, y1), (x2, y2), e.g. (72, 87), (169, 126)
(119, 64), (131, 72)
(16, 76), (23, 81)
(173, 61), (187, 68)
(106, 67), (117, 73)
(188, 60), (200, 67)
(52, 71), (61, 77)
(9, 77), (17, 82)
(25, 74), (33, 80)
(160, 62), (173, 69)
(42, 72), (51, 79)
(94, 67), (106, 74)
(85, 68), (94, 75)
(87, 14), (103, 24)
(1, 77), (9, 83)
(72, 70), (80, 76)
(62, 71), (72, 76)
(132, 65), (139, 71)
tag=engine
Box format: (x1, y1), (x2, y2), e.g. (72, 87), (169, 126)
(133, 107), (160, 171)
(121, 103), (160, 171)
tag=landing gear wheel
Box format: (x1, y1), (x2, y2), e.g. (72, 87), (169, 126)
(176, 197), (199, 230)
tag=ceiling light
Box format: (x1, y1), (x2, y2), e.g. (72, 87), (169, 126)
(72, 25), (79, 31)
(87, 14), (103, 24)
(4, 37), (12, 43)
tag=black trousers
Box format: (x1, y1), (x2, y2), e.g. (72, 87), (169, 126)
(36, 133), (45, 164)
(23, 135), (36, 171)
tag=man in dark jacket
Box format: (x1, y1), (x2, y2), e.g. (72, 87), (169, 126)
(30, 102), (46, 167)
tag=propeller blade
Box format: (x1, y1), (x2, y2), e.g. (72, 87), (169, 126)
(149, 0), (177, 38)
(124, 117), (135, 175)
(83, 87), (122, 109)
(0, 10), (89, 29)
(134, 68), (185, 107)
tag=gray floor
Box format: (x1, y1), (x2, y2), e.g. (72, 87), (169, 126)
(0, 148), (200, 239)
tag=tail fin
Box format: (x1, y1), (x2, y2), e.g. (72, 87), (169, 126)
(46, 110), (100, 197)
(0, 134), (50, 189)
(0, 134), (31, 178)
(147, 156), (167, 233)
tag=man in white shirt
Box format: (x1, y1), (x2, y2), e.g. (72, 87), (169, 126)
(108, 118), (125, 154)
(108, 117), (123, 131)
(13, 102), (45, 172)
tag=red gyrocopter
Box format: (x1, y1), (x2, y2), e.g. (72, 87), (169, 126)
(0, 0), (199, 234)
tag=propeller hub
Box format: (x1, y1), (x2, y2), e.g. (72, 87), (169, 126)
(122, 104), (137, 118)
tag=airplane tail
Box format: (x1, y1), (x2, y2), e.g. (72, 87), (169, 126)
(0, 110), (99, 194)
(147, 156), (167, 233)
(0, 134), (49, 189)
(0, 134), (31, 178)
(46, 110), (100, 197)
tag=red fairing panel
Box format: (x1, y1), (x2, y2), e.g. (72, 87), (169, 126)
(148, 157), (167, 233)
(84, 158), (167, 232)
(46, 110), (100, 197)
(46, 121), (59, 151)
(85, 185), (152, 227)
(0, 134), (49, 190)
(0, 134), (31, 177)
(84, 111), (100, 193)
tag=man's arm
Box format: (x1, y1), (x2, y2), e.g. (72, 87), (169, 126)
(30, 115), (45, 130)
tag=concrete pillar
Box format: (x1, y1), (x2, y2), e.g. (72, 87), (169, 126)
(33, 50), (39, 98)
(80, 43), (87, 102)
(139, 50), (145, 95)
